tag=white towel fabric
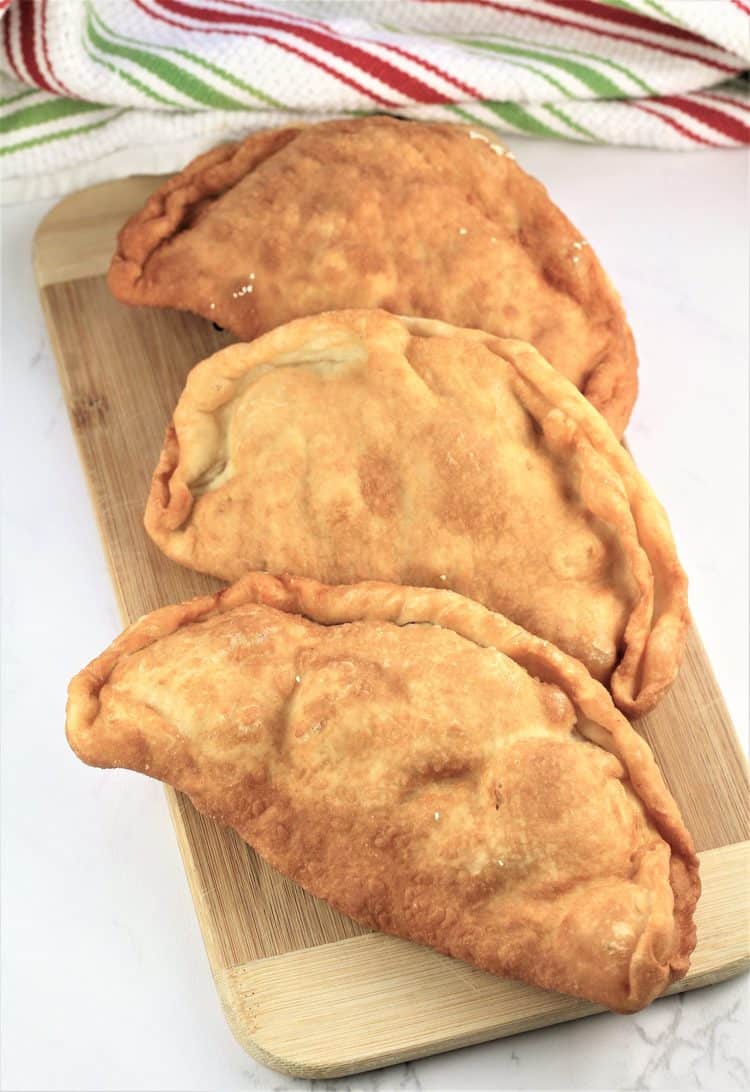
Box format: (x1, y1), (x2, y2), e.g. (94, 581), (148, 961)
(1, 0), (748, 203)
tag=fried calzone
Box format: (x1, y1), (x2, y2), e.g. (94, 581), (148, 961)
(66, 574), (699, 1013)
(108, 117), (637, 435)
(145, 311), (688, 716)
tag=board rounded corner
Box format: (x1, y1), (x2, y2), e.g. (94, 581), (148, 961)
(32, 174), (166, 288)
(215, 968), (359, 1080)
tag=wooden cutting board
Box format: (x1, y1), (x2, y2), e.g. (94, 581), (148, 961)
(35, 178), (750, 1080)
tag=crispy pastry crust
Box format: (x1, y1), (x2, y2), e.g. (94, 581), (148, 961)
(67, 573), (698, 1014)
(107, 117), (637, 435)
(144, 310), (688, 716)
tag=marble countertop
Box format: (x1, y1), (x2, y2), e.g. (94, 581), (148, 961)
(1, 138), (748, 1092)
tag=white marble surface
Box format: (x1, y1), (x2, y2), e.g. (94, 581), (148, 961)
(1, 138), (748, 1092)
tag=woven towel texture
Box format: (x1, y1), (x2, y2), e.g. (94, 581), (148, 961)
(1, 0), (748, 200)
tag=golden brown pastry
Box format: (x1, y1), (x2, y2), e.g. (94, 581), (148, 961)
(108, 116), (637, 435)
(66, 573), (699, 1013)
(145, 310), (688, 717)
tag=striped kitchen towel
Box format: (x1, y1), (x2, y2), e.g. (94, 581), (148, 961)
(1, 0), (748, 203)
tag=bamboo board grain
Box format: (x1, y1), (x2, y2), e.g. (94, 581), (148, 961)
(35, 178), (750, 1079)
